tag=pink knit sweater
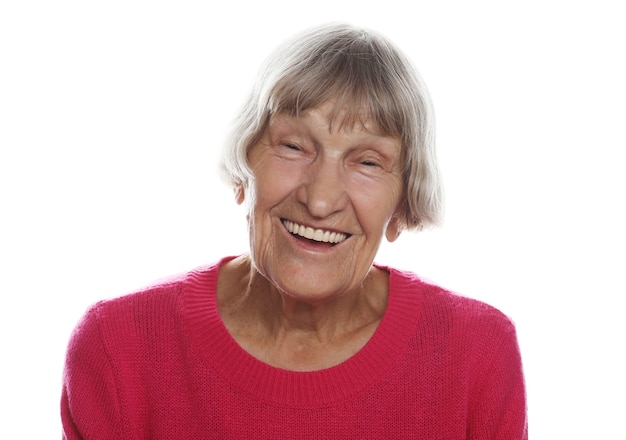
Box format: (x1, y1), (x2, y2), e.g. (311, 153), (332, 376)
(61, 257), (527, 439)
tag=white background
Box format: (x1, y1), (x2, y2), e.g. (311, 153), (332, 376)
(1, 0), (624, 438)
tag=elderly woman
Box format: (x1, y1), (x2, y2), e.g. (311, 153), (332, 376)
(61, 24), (527, 439)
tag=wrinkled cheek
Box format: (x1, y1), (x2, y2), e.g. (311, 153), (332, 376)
(247, 214), (280, 272)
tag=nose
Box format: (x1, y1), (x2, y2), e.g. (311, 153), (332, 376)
(296, 157), (349, 218)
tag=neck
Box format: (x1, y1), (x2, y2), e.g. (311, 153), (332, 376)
(217, 254), (389, 370)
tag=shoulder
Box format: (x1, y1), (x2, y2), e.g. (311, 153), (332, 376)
(70, 260), (223, 347)
(87, 271), (186, 325)
(386, 265), (518, 344)
(384, 265), (524, 383)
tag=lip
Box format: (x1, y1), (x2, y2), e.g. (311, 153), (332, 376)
(280, 218), (351, 249)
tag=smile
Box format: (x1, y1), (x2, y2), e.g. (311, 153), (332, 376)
(282, 219), (349, 244)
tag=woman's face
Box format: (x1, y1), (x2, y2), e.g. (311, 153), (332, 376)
(242, 101), (404, 302)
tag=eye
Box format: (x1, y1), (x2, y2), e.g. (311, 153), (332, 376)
(360, 160), (380, 168)
(274, 141), (310, 162)
(282, 143), (301, 151)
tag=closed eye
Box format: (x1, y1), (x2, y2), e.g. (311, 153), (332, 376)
(360, 160), (380, 167)
(282, 143), (301, 151)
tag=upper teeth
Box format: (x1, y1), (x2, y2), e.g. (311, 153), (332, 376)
(283, 220), (348, 244)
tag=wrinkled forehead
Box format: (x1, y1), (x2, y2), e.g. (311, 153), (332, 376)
(270, 95), (401, 140)
(271, 100), (384, 134)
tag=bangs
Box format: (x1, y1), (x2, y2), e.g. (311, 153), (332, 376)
(266, 39), (410, 139)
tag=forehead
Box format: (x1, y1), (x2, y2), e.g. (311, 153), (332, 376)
(270, 101), (395, 139)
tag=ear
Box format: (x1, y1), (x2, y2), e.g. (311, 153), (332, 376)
(234, 184), (245, 205)
(385, 216), (402, 243)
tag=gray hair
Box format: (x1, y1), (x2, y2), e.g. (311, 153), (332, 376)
(219, 23), (443, 230)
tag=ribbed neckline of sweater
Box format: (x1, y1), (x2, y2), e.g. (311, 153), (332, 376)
(181, 256), (425, 408)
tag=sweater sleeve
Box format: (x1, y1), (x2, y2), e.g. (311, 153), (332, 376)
(467, 313), (528, 440)
(61, 303), (124, 440)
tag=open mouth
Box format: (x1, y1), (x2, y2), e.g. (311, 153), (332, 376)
(282, 219), (349, 246)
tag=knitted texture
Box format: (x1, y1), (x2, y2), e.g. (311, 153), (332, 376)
(61, 257), (527, 439)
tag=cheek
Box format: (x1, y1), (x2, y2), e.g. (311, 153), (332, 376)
(246, 168), (301, 253)
(349, 178), (403, 225)
(253, 161), (303, 206)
